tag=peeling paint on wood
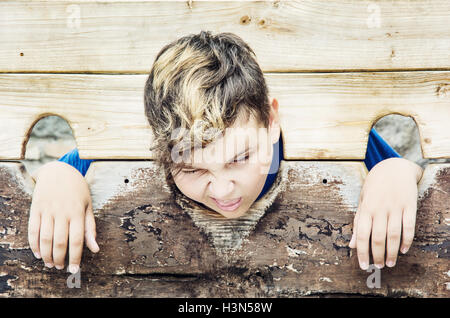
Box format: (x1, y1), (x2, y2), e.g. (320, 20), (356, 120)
(0, 161), (448, 297)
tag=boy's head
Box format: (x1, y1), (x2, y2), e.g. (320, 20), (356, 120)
(144, 31), (280, 219)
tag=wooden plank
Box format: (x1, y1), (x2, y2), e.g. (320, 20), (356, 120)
(0, 74), (153, 160)
(1, 161), (448, 297)
(0, 0), (449, 73)
(269, 72), (450, 159)
(0, 72), (449, 160)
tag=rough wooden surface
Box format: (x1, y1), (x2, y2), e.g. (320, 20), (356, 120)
(0, 161), (448, 297)
(1, 0), (448, 299)
(1, 1), (450, 72)
(0, 72), (449, 160)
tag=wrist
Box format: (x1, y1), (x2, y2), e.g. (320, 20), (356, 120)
(375, 157), (423, 183)
(32, 161), (83, 183)
(410, 160), (424, 184)
(30, 162), (51, 184)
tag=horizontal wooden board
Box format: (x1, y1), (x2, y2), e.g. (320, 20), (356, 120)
(268, 72), (450, 159)
(0, 74), (153, 159)
(0, 161), (448, 297)
(0, 0), (450, 73)
(0, 72), (449, 160)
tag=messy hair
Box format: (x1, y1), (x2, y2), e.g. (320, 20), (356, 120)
(144, 30), (271, 185)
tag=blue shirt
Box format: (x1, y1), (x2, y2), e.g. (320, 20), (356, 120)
(58, 128), (401, 200)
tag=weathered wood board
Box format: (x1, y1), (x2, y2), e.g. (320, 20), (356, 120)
(1, 1), (450, 72)
(0, 0), (448, 300)
(0, 72), (449, 160)
(0, 161), (448, 297)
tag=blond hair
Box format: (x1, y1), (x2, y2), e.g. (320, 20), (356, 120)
(144, 31), (271, 184)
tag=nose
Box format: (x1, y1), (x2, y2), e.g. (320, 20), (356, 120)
(208, 176), (235, 200)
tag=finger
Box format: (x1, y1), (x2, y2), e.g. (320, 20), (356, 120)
(28, 203), (41, 259)
(52, 217), (69, 270)
(386, 213), (402, 267)
(349, 205), (360, 248)
(84, 202), (99, 253)
(371, 215), (387, 269)
(39, 215), (54, 268)
(356, 213), (372, 270)
(68, 217), (84, 274)
(349, 191), (364, 248)
(400, 204), (417, 254)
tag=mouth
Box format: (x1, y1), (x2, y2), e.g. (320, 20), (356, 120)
(211, 197), (242, 211)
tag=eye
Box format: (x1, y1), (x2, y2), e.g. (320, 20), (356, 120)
(232, 153), (250, 164)
(182, 169), (199, 174)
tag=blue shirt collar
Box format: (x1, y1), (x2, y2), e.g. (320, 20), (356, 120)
(255, 135), (283, 201)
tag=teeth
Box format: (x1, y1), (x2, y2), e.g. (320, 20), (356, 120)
(217, 198), (239, 205)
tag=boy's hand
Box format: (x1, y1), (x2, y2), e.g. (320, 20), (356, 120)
(349, 158), (423, 270)
(28, 161), (99, 273)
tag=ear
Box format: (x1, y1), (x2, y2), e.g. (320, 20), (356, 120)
(268, 97), (281, 145)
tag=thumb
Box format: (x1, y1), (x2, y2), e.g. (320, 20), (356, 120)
(84, 202), (100, 253)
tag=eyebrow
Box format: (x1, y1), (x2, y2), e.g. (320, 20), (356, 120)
(181, 146), (253, 170)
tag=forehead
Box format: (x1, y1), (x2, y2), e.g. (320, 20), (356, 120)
(203, 113), (264, 149)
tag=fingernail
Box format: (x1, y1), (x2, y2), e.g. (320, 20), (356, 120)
(69, 264), (79, 274)
(401, 246), (409, 254)
(45, 263), (54, 268)
(33, 251), (41, 259)
(92, 238), (100, 252)
(386, 260), (395, 267)
(375, 263), (384, 269)
(55, 265), (64, 270)
(349, 235), (354, 247)
(360, 262), (369, 270)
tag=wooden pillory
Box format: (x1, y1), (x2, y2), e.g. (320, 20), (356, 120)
(0, 1), (449, 297)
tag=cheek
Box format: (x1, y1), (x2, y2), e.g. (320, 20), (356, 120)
(249, 150), (273, 179)
(238, 163), (269, 197)
(243, 164), (266, 185)
(173, 176), (205, 201)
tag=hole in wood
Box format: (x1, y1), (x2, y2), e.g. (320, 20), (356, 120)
(21, 115), (77, 177)
(124, 178), (129, 184)
(371, 114), (450, 170)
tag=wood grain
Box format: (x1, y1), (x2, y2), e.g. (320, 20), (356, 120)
(0, 72), (448, 160)
(1, 1), (449, 73)
(1, 0), (448, 299)
(0, 161), (448, 297)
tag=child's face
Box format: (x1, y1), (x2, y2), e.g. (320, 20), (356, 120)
(172, 99), (280, 219)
